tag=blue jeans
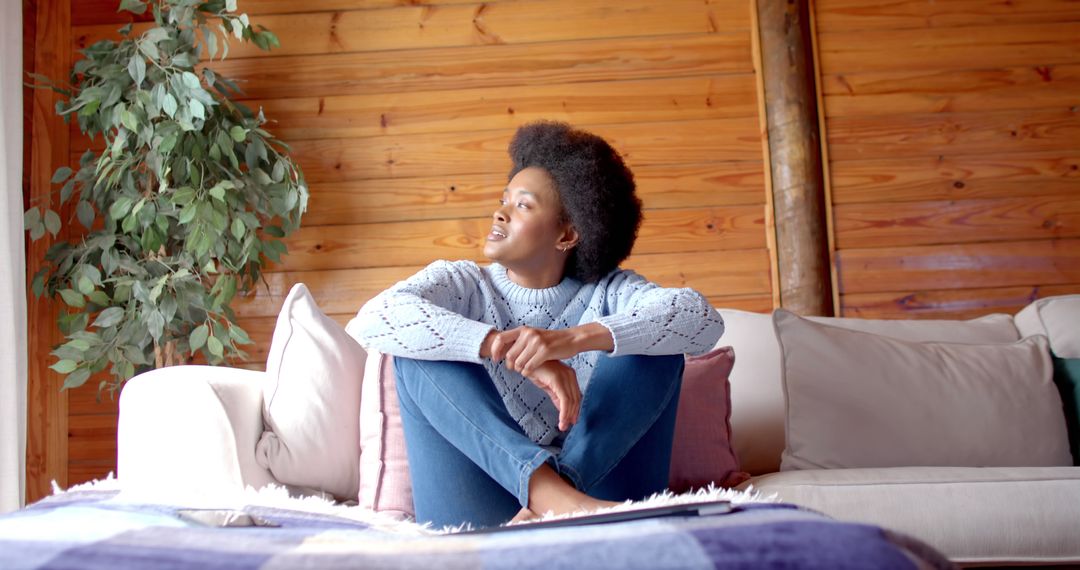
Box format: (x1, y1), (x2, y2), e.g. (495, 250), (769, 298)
(393, 353), (685, 529)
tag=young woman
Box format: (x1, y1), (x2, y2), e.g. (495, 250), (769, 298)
(350, 121), (724, 529)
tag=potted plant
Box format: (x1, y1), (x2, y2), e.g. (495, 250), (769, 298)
(24, 0), (308, 394)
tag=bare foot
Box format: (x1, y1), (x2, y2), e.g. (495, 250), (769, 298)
(526, 464), (621, 518)
(508, 507), (539, 525)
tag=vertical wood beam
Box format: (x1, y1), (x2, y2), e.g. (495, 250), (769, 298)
(25, 0), (70, 504)
(754, 0), (834, 316)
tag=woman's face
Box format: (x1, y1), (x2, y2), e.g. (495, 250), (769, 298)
(483, 166), (575, 275)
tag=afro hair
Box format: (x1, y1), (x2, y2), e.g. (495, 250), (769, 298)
(507, 121), (642, 283)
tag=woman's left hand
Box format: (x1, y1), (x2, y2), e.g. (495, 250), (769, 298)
(491, 327), (579, 377)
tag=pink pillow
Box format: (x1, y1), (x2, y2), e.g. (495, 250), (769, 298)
(669, 346), (750, 493)
(358, 350), (413, 519)
(359, 348), (746, 518)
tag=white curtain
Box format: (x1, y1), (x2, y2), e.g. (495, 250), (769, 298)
(1, 0), (28, 514)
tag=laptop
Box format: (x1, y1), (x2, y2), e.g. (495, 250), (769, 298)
(456, 499), (735, 534)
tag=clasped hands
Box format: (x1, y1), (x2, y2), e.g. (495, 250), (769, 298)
(481, 323), (613, 432)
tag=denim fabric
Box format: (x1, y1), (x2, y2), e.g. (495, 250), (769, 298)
(393, 353), (684, 529)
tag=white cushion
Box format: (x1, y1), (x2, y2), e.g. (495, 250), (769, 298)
(720, 309), (1020, 474)
(742, 466), (1080, 565)
(774, 309), (1071, 470)
(1015, 294), (1080, 358)
(255, 283), (366, 501)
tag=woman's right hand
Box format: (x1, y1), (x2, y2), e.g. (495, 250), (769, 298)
(527, 360), (581, 432)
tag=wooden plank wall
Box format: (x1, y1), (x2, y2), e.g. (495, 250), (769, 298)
(813, 0), (1080, 319)
(47, 0), (772, 490)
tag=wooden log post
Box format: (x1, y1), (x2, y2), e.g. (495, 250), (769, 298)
(755, 0), (834, 316)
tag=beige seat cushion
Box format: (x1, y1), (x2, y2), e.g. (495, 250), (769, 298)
(719, 309), (1020, 475)
(740, 466), (1080, 565)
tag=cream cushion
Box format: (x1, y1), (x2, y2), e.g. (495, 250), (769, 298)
(774, 309), (1071, 470)
(741, 466), (1080, 565)
(718, 309), (1020, 475)
(255, 283), (366, 501)
(1015, 294), (1080, 358)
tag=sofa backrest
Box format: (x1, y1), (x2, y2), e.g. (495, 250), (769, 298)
(718, 308), (1020, 475)
(1015, 294), (1080, 358)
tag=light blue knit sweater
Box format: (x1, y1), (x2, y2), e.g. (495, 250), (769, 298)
(347, 260), (725, 446)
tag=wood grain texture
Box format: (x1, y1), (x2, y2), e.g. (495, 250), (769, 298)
(276, 206), (767, 272)
(834, 196), (1080, 249)
(72, 118), (765, 176)
(67, 382), (120, 416)
(836, 238), (1080, 294)
(70, 74), (759, 147)
(825, 107), (1080, 161)
(67, 414), (117, 464)
(72, 0), (486, 25)
(299, 161), (766, 226)
(829, 151), (1080, 205)
(240, 75), (757, 141)
(822, 64), (1080, 117)
(26, 0), (70, 505)
(74, 0), (749, 59)
(840, 284), (1080, 320)
(816, 21), (1080, 75)
(204, 33), (753, 100)
(283, 118), (764, 183)
(814, 0), (1080, 33)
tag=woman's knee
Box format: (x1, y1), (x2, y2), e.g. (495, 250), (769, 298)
(595, 353), (684, 386)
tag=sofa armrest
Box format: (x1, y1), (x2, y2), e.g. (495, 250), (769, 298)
(118, 365), (279, 493)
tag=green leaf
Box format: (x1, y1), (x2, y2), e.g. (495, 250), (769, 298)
(65, 338), (91, 352)
(109, 196), (134, 220)
(118, 0), (146, 15)
(50, 360), (78, 374)
(138, 39), (160, 61)
(31, 274), (45, 298)
(77, 276), (94, 295)
(23, 207), (40, 228)
(92, 307), (125, 328)
(121, 109), (138, 132)
(231, 217), (245, 241)
(181, 71), (201, 90)
(59, 289), (84, 309)
(229, 125), (246, 142)
(88, 290), (111, 306)
(271, 160), (285, 183)
(146, 310), (165, 341)
(60, 179), (76, 203)
(264, 225), (285, 238)
(225, 0), (237, 11)
(162, 93), (178, 117)
(189, 99), (205, 120)
(51, 166), (73, 184)
(76, 201), (95, 229)
(261, 30), (280, 49)
(209, 185), (226, 202)
(207, 335), (224, 358)
(127, 56), (146, 86)
(78, 99), (101, 118)
(228, 324), (252, 345)
(189, 323), (209, 351)
(61, 368), (91, 391)
(178, 205), (197, 225)
(29, 222), (45, 241)
(43, 209), (61, 237)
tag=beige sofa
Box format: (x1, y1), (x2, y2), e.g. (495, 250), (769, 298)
(116, 294), (1080, 567)
(721, 296), (1080, 567)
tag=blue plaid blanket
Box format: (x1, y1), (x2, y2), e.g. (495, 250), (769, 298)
(0, 489), (953, 569)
